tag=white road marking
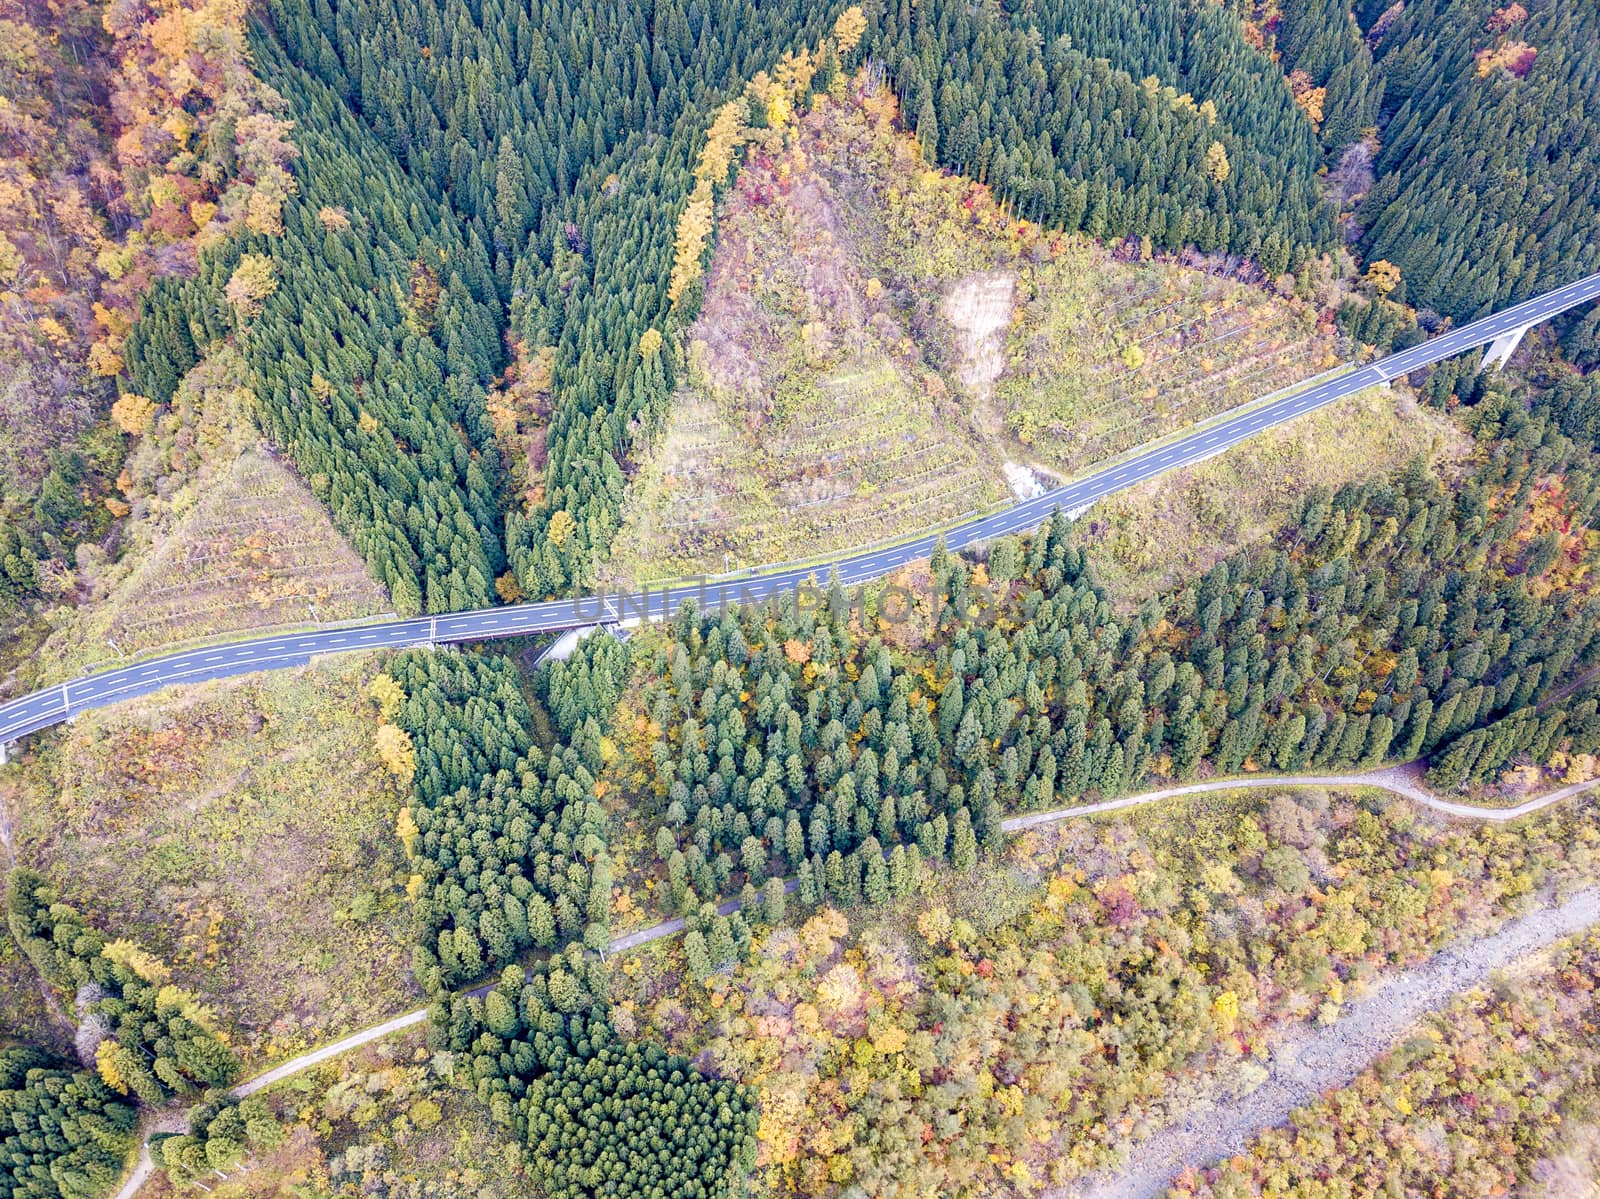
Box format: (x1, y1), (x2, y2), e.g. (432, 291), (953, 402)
(6, 275), (1600, 739)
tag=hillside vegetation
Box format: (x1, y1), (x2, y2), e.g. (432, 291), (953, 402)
(30, 344), (388, 681)
(613, 786), (1600, 1197)
(871, 0), (1336, 270)
(0, 0), (303, 659)
(130, 1030), (529, 1199)
(613, 84), (1347, 579)
(4, 0), (1600, 1195)
(1174, 926), (1600, 1198)
(66, 449), (386, 661)
(374, 358), (1600, 1049)
(1356, 0), (1600, 320)
(1077, 388), (1472, 605)
(0, 657), (416, 1064)
(6, 0), (1598, 651)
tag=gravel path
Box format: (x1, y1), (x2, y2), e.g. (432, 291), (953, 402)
(1069, 887), (1600, 1199)
(1002, 771), (1599, 833)
(110, 1145), (153, 1199)
(111, 1111), (187, 1199)
(107, 768), (1599, 1199)
(231, 1008), (429, 1097)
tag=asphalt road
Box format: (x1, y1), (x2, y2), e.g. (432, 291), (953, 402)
(4, 272), (1599, 745)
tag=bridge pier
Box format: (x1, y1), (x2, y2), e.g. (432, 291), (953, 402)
(0, 740), (12, 766)
(1481, 323), (1532, 372)
(530, 624), (610, 671)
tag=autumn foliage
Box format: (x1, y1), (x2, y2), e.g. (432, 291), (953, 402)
(0, 0), (294, 630)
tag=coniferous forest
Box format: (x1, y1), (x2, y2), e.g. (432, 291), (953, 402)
(94, 0), (1599, 620)
(4, 0), (1600, 1195)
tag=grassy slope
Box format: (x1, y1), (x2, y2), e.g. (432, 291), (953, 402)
(608, 90), (1008, 584)
(0, 654), (416, 1066)
(997, 246), (1335, 471)
(1077, 387), (1474, 606)
(57, 450), (390, 665)
(36, 347), (389, 683)
(612, 85), (1353, 581)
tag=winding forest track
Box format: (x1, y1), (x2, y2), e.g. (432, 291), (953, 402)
(224, 771), (1598, 1086)
(1001, 770), (1600, 832)
(106, 768), (1599, 1197)
(225, 771), (1598, 1092)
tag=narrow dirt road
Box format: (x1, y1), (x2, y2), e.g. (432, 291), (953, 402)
(111, 1111), (187, 1199)
(1069, 887), (1600, 1199)
(1002, 770), (1599, 833)
(110, 1146), (153, 1199)
(232, 1009), (428, 1097)
(111, 769), (1600, 1199)
(224, 768), (1596, 1099)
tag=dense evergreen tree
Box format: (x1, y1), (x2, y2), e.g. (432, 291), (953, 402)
(152, 1095), (282, 1184)
(867, 0), (1336, 270)
(1358, 0), (1600, 319)
(259, 0), (852, 597)
(390, 640), (632, 990)
(436, 954), (756, 1199)
(624, 370), (1600, 906)
(0, 1049), (135, 1199)
(374, 352), (1600, 1198)
(6, 872), (239, 1104)
(125, 36), (507, 615)
(1276, 0), (1385, 152)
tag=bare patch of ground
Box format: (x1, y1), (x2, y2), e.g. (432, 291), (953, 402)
(943, 269), (1016, 418)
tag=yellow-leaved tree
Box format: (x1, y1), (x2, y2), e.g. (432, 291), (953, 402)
(695, 102), (748, 187)
(833, 6), (867, 56)
(102, 938), (171, 985)
(110, 392), (156, 435)
(669, 177), (716, 305)
(1364, 259), (1402, 296)
(776, 45), (817, 100)
(546, 507), (578, 548)
(1211, 989), (1240, 1036)
(224, 253), (278, 318)
(94, 1040), (128, 1094)
(396, 806), (420, 857)
(766, 84), (793, 130)
(1204, 141), (1232, 183)
(374, 723), (417, 787)
(366, 672), (405, 722)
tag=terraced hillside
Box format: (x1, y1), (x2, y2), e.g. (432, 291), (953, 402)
(999, 251), (1337, 470)
(36, 348), (390, 680)
(67, 451), (388, 660)
(614, 356), (1001, 581)
(613, 84), (1349, 580)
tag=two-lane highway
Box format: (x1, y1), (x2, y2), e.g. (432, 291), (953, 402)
(3, 272), (1598, 747)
